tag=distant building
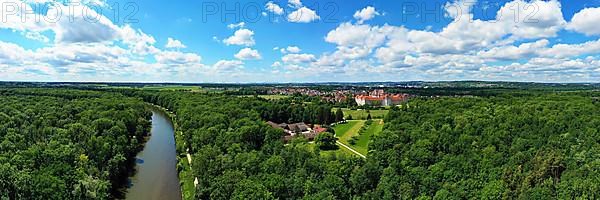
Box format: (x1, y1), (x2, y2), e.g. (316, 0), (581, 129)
(355, 90), (409, 106)
(267, 121), (327, 142)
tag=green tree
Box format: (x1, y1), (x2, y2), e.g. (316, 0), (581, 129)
(335, 108), (344, 122)
(315, 132), (337, 150)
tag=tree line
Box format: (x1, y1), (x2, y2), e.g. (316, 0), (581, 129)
(0, 88), (151, 199)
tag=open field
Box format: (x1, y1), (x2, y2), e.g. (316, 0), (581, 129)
(333, 120), (384, 155)
(353, 120), (384, 155)
(102, 85), (207, 92)
(334, 120), (364, 139)
(335, 108), (389, 120)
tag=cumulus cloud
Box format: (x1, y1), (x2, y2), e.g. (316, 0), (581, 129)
(271, 61), (282, 67)
(353, 6), (380, 24)
(155, 51), (201, 64)
(288, 7), (320, 23)
(282, 53), (316, 64)
(444, 0), (477, 19)
(541, 39), (600, 58)
(567, 7), (600, 36)
(235, 48), (262, 60)
(53, 3), (121, 43)
(325, 22), (394, 49)
(280, 46), (301, 54)
(479, 39), (549, 60)
(265, 1), (284, 15)
(288, 0), (599, 82)
(212, 60), (244, 73)
(497, 0), (566, 39)
(119, 25), (160, 55)
(0, 0), (213, 81)
(2, 0), (600, 82)
(165, 38), (186, 49)
(223, 29), (256, 46)
(288, 0), (302, 8)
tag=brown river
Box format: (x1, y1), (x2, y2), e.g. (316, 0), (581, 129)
(126, 110), (182, 200)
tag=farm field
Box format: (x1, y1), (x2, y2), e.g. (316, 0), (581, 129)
(101, 85), (207, 92)
(142, 85), (205, 92)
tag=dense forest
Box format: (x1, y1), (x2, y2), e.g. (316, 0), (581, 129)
(366, 93), (600, 199)
(0, 89), (151, 199)
(2, 85), (600, 199)
(133, 89), (600, 199)
(256, 98), (337, 125)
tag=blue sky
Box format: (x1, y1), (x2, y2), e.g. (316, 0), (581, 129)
(1, 0), (600, 82)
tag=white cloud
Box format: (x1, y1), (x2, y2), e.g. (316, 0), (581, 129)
(271, 61), (282, 67)
(265, 1), (284, 15)
(282, 53), (316, 64)
(155, 51), (201, 64)
(227, 22), (246, 29)
(49, 1), (121, 44)
(497, 0), (566, 39)
(325, 22), (394, 49)
(0, 0), (212, 80)
(479, 39), (549, 60)
(541, 39), (600, 58)
(165, 38), (187, 49)
(444, 0), (477, 19)
(223, 29), (256, 46)
(288, 0), (302, 8)
(567, 7), (600, 36)
(1, 0), (600, 82)
(0, 1), (50, 34)
(0, 40), (32, 64)
(287, 7), (320, 23)
(212, 60), (244, 73)
(298, 0), (598, 82)
(335, 46), (371, 59)
(280, 46), (301, 54)
(235, 48), (262, 60)
(353, 6), (380, 24)
(119, 25), (159, 55)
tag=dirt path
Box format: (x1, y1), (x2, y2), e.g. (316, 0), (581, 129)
(336, 141), (366, 158)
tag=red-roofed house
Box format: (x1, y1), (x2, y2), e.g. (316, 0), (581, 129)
(355, 91), (409, 106)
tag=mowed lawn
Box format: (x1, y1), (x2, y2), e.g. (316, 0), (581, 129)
(333, 119), (384, 155)
(334, 108), (389, 120)
(334, 120), (364, 139)
(353, 120), (384, 155)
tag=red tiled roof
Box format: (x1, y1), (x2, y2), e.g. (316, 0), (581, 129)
(313, 125), (327, 134)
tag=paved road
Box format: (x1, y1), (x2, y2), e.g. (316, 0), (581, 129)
(336, 141), (366, 158)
